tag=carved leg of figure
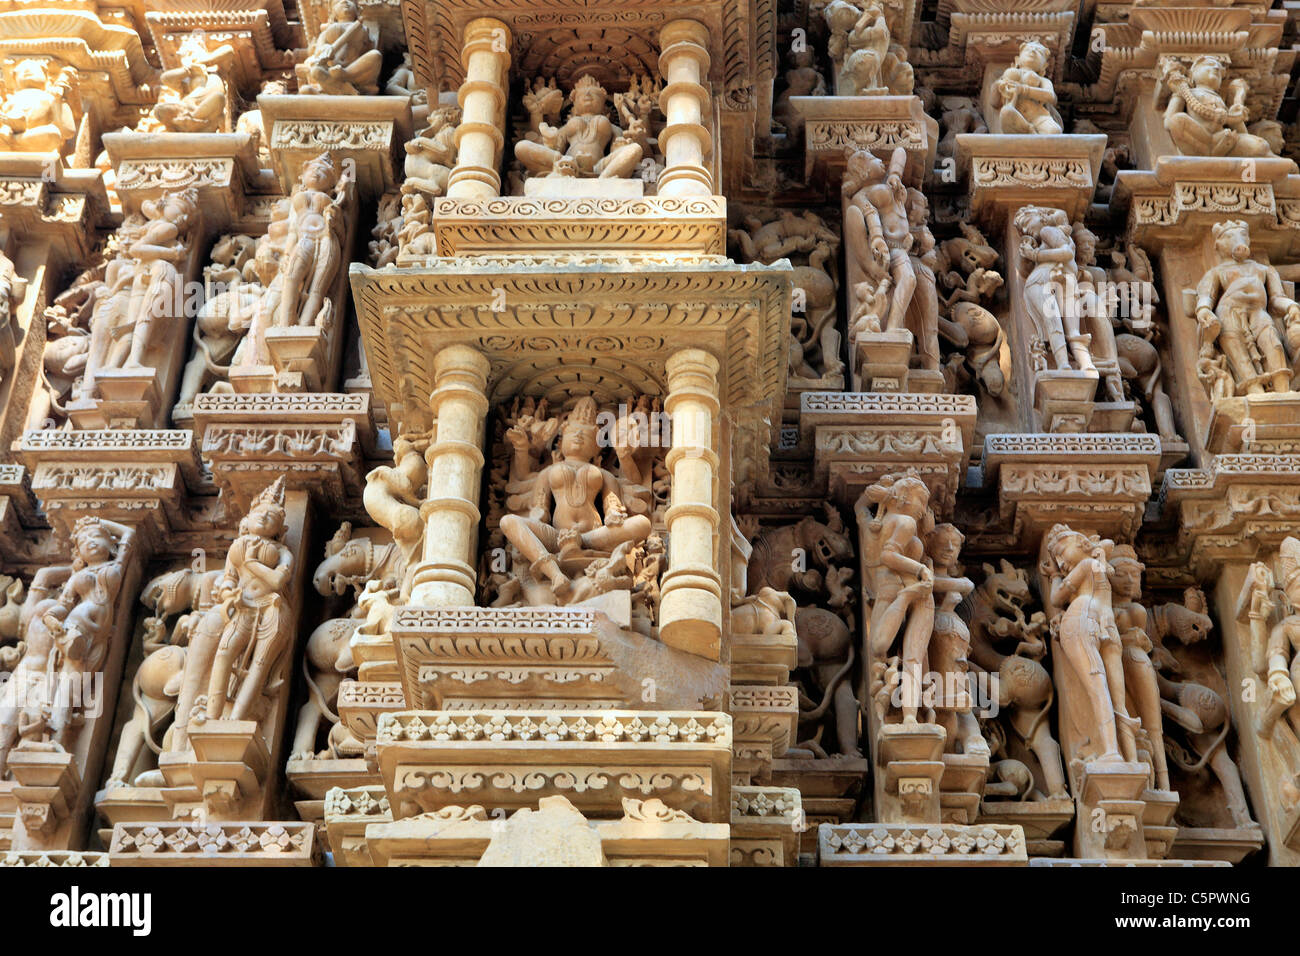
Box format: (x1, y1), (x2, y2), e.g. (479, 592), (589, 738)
(595, 143), (643, 180)
(1028, 717), (1069, 798)
(172, 616), (221, 751)
(230, 630), (286, 721)
(834, 681), (862, 757)
(869, 581), (929, 658)
(1059, 629), (1122, 760)
(206, 616), (253, 720)
(1123, 646), (1170, 789)
(276, 246), (314, 329)
(299, 240), (339, 327)
(1166, 113), (1214, 155)
(514, 141), (564, 176)
(911, 265), (941, 371)
(1151, 383), (1181, 442)
(956, 708), (989, 756)
(899, 599), (935, 723)
(1204, 738), (1256, 828)
(581, 515), (652, 552)
(1252, 316), (1291, 392)
(500, 515), (570, 598)
(1218, 326), (1266, 395)
(886, 250), (916, 335)
(1100, 634), (1136, 761)
(343, 50), (384, 93)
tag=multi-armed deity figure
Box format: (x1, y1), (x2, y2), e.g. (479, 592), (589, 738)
(299, 0), (383, 95)
(823, 0), (913, 96)
(1195, 219), (1300, 396)
(1040, 524), (1139, 770)
(1162, 55), (1274, 158)
(1016, 205), (1096, 375)
(0, 517), (135, 777)
(0, 59), (77, 154)
(514, 75), (645, 181)
(991, 41), (1063, 136)
(499, 397), (654, 605)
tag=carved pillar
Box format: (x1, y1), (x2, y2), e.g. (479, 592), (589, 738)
(659, 348), (722, 660)
(446, 17), (512, 200)
(656, 19), (714, 198)
(409, 344), (489, 606)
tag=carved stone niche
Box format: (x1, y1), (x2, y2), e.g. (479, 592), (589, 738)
(1091, 10), (1292, 173)
(0, 234), (45, 453)
(1116, 170), (1300, 465)
(980, 432), (1161, 550)
(259, 94), (413, 202)
(144, 0), (299, 100)
(801, 390), (977, 511)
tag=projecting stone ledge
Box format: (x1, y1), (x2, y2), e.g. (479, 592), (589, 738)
(389, 606), (728, 711)
(818, 822), (1028, 866)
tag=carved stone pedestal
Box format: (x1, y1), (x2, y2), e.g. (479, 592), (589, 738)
(260, 94), (413, 200)
(791, 95), (937, 189)
(376, 709), (733, 824)
(803, 391), (976, 511)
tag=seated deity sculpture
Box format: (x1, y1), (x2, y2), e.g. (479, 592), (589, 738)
(0, 59), (77, 154)
(299, 0), (384, 96)
(403, 106), (461, 198)
(499, 397), (653, 604)
(147, 44), (231, 133)
(514, 75), (644, 180)
(1162, 55), (1273, 158)
(991, 41), (1063, 136)
(1195, 219), (1299, 395)
(824, 0), (913, 96)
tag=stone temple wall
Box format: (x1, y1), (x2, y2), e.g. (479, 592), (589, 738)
(0, 0), (1298, 868)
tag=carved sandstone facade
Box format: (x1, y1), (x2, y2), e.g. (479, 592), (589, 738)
(0, 0), (1295, 870)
